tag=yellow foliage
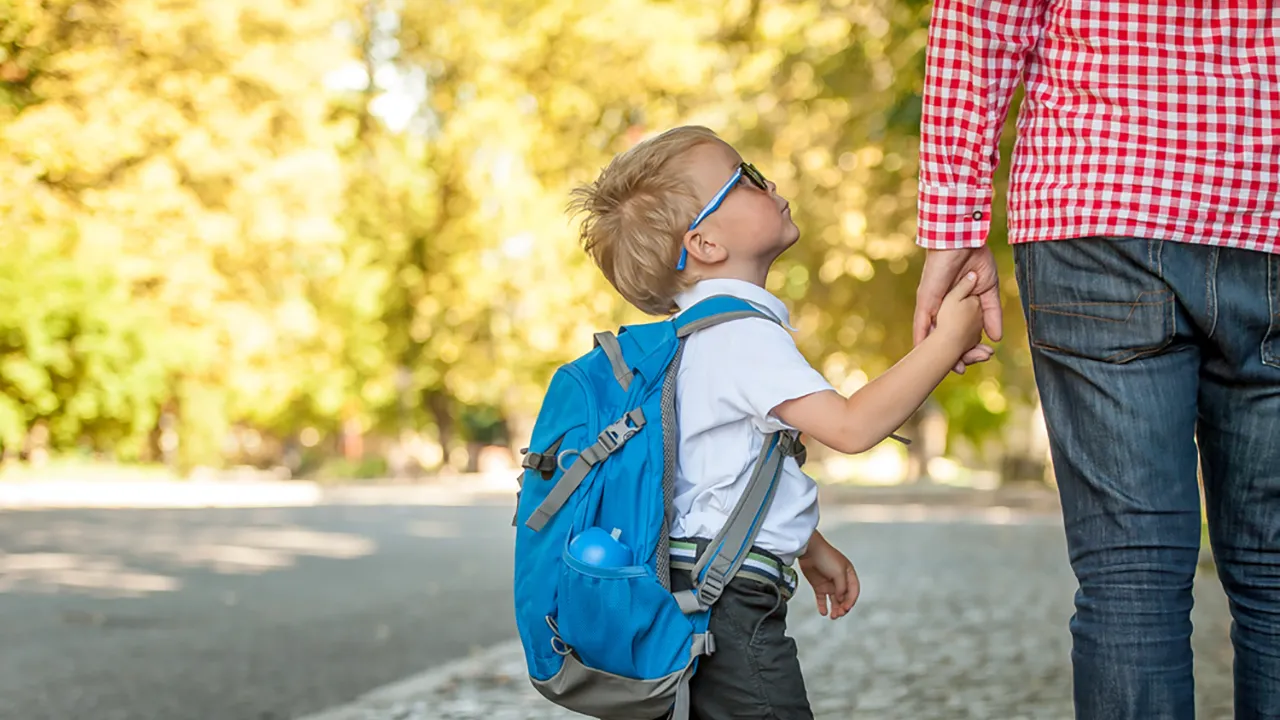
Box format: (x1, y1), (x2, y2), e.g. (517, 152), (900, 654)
(0, 0), (1032, 464)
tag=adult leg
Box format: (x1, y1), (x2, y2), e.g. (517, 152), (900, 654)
(1194, 248), (1280, 719)
(1015, 237), (1202, 720)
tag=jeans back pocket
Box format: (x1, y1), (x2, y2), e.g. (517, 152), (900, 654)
(1018, 238), (1175, 364)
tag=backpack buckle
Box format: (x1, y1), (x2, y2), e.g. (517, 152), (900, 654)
(778, 431), (807, 466)
(596, 409), (646, 454)
(523, 437), (565, 479)
(596, 422), (633, 453)
(696, 574), (725, 606)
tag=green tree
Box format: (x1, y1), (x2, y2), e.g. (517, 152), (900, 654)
(0, 0), (1039, 475)
(1, 0), (355, 467)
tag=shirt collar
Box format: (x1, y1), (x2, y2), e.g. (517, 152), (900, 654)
(674, 278), (797, 331)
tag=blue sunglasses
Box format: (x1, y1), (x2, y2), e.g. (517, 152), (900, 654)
(676, 162), (770, 271)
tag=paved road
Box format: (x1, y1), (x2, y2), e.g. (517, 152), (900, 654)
(0, 501), (518, 720)
(310, 504), (1237, 720)
(0, 500), (1236, 720)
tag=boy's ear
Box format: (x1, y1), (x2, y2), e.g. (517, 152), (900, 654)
(682, 228), (728, 266)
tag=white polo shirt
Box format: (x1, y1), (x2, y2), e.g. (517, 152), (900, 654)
(671, 279), (835, 564)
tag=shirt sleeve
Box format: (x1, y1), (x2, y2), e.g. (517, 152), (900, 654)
(917, 0), (1049, 249)
(704, 319), (836, 434)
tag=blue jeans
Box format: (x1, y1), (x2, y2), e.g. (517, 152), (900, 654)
(1014, 237), (1280, 720)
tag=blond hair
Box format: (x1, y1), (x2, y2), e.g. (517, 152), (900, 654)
(568, 126), (719, 316)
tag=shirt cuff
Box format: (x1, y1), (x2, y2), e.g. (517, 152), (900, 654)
(916, 183), (993, 249)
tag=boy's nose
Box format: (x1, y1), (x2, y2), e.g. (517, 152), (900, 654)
(766, 179), (777, 193)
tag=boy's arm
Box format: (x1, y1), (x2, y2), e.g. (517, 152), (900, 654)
(776, 335), (961, 453)
(775, 273), (982, 453)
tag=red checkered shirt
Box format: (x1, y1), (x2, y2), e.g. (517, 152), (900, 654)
(917, 1), (1280, 254)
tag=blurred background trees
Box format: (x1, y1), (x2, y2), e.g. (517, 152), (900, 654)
(0, 0), (1043, 482)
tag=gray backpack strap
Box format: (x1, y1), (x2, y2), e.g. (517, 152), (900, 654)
(675, 309), (769, 337)
(666, 633), (715, 720)
(526, 408), (646, 531)
(671, 675), (692, 720)
(674, 430), (805, 613)
(666, 297), (797, 613)
(593, 331), (633, 391)
(673, 294), (779, 338)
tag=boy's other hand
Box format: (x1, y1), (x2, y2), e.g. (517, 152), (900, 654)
(798, 530), (860, 620)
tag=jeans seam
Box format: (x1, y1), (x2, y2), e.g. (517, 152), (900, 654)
(1026, 241), (1038, 339)
(1156, 240), (1176, 351)
(1032, 293), (1172, 308)
(1031, 295), (1172, 314)
(1205, 247), (1220, 340)
(1032, 340), (1169, 364)
(1265, 254), (1279, 369)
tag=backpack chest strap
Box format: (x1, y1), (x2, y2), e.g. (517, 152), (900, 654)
(524, 408), (646, 532)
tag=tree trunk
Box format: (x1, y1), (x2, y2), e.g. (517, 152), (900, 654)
(427, 389), (454, 467)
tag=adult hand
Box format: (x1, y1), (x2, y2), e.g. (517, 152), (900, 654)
(913, 246), (1003, 374)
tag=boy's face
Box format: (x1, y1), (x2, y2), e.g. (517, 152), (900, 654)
(681, 140), (799, 271)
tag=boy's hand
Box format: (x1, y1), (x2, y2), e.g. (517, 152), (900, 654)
(933, 272), (991, 372)
(798, 531), (860, 620)
(914, 246), (1003, 375)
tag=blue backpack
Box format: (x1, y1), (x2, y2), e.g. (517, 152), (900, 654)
(512, 295), (806, 720)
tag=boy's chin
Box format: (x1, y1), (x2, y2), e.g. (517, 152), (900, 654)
(768, 234), (800, 264)
(781, 227), (801, 249)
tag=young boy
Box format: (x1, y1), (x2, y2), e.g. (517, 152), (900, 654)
(568, 126), (988, 720)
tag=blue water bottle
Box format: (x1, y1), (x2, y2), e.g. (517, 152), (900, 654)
(568, 527), (633, 568)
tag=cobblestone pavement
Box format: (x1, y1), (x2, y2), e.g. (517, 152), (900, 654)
(304, 507), (1235, 720)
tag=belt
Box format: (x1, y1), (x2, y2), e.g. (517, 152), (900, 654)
(669, 538), (798, 599)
